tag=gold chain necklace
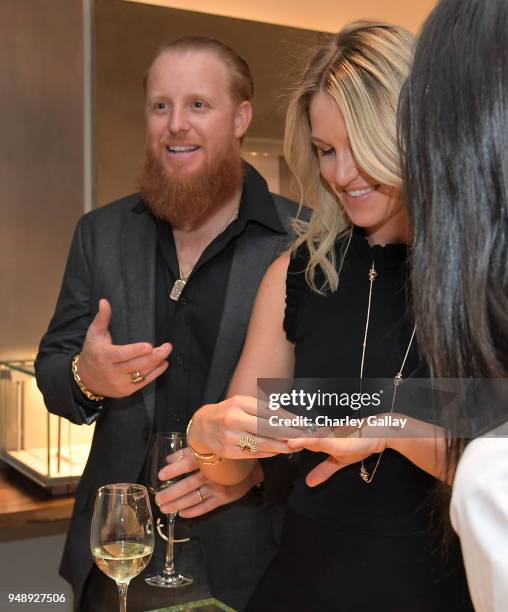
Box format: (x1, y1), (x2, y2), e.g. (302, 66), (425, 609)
(358, 260), (417, 483)
(169, 206), (240, 301)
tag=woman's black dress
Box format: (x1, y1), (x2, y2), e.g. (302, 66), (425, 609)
(246, 229), (473, 612)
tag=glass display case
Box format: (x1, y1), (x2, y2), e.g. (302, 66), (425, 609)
(148, 598), (236, 612)
(0, 360), (94, 494)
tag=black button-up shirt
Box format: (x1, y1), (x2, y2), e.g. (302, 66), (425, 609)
(151, 164), (285, 432)
(71, 165), (286, 429)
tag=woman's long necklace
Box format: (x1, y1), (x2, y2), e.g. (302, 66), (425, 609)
(169, 206), (240, 301)
(358, 260), (417, 483)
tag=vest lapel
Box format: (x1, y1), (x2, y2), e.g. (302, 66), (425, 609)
(120, 207), (157, 428)
(202, 226), (286, 404)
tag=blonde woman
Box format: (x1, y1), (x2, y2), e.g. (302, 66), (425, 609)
(163, 22), (473, 610)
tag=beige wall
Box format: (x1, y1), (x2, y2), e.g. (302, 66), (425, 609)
(123, 0), (436, 34)
(0, 0), (319, 358)
(0, 0), (435, 359)
(0, 0), (85, 360)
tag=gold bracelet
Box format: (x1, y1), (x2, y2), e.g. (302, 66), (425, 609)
(71, 353), (105, 402)
(186, 417), (222, 465)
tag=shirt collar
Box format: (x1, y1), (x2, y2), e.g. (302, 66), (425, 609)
(236, 162), (286, 234)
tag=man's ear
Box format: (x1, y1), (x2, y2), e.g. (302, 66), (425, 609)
(234, 101), (253, 139)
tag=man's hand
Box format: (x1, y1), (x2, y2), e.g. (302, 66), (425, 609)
(76, 299), (172, 398)
(155, 448), (262, 518)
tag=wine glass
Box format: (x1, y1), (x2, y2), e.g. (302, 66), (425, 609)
(90, 483), (154, 612)
(144, 431), (194, 588)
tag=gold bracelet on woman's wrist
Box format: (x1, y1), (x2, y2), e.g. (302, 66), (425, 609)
(186, 416), (222, 465)
(71, 353), (105, 402)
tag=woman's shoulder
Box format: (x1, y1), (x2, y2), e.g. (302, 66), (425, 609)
(287, 233), (352, 278)
(284, 244), (311, 343)
(286, 243), (309, 290)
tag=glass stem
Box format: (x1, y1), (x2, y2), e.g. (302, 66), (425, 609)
(117, 582), (129, 612)
(163, 513), (176, 577)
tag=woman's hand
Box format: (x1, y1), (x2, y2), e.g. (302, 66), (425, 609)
(287, 425), (387, 487)
(155, 449), (263, 517)
(287, 412), (448, 484)
(189, 395), (301, 460)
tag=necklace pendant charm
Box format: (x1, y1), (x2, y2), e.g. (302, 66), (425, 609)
(360, 465), (370, 482)
(170, 278), (187, 301)
(368, 267), (378, 282)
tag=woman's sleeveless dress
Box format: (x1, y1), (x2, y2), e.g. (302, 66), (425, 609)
(246, 229), (473, 612)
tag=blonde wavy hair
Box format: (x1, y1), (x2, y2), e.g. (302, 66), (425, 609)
(285, 21), (415, 292)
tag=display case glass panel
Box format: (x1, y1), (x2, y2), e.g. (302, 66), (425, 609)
(0, 360), (94, 494)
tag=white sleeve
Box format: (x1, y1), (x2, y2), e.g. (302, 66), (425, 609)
(450, 436), (508, 612)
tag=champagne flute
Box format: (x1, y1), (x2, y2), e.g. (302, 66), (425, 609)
(145, 431), (194, 588)
(90, 483), (154, 612)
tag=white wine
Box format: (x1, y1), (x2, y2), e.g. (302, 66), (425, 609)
(93, 541), (153, 583)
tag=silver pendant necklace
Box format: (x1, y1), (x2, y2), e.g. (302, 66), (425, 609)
(169, 278), (187, 302)
(169, 206), (239, 302)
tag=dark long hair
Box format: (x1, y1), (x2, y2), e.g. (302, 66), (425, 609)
(399, 0), (508, 469)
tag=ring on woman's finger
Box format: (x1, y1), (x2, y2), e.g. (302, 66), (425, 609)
(301, 421), (319, 435)
(196, 486), (207, 502)
(238, 433), (258, 455)
(130, 370), (145, 383)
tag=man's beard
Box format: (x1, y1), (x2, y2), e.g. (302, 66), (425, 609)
(139, 146), (244, 229)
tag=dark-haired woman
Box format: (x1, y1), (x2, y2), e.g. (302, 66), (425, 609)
(398, 0), (508, 610)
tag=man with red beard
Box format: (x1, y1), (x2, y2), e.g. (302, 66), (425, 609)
(35, 38), (300, 611)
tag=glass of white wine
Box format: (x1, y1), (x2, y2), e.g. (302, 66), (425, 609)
(91, 483), (154, 612)
(144, 431), (193, 588)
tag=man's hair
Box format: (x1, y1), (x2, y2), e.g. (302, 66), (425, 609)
(284, 21), (414, 293)
(143, 36), (254, 103)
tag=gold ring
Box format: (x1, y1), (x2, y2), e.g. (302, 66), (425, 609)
(130, 370), (145, 383)
(196, 487), (206, 502)
(238, 434), (258, 455)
